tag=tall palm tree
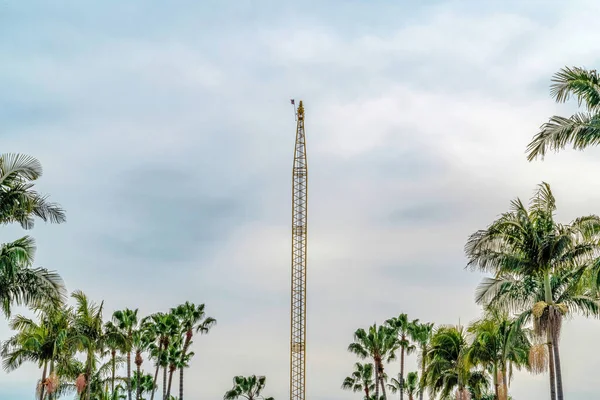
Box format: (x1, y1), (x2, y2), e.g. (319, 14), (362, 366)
(104, 321), (127, 395)
(342, 362), (377, 399)
(348, 324), (399, 400)
(412, 322), (434, 400)
(465, 182), (600, 400)
(0, 236), (65, 317)
(165, 336), (183, 399)
(69, 290), (105, 400)
(1, 303), (73, 400)
(142, 312), (179, 400)
(132, 329), (154, 400)
(171, 302), (216, 400)
(113, 308), (139, 400)
(223, 375), (274, 400)
(385, 314), (417, 400)
(526, 66), (600, 161)
(466, 311), (530, 400)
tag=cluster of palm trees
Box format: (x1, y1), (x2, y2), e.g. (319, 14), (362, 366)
(2, 292), (216, 400)
(343, 64), (600, 400)
(0, 153), (219, 399)
(344, 310), (532, 400)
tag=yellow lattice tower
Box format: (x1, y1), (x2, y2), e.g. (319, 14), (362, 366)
(290, 99), (307, 400)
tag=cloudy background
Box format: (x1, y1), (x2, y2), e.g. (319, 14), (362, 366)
(2, 0), (600, 399)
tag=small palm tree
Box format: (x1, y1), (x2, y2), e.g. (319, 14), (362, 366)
(112, 308), (139, 400)
(342, 362), (377, 399)
(526, 66), (600, 160)
(425, 326), (489, 400)
(223, 375), (274, 400)
(466, 310), (530, 400)
(104, 321), (127, 394)
(403, 372), (419, 400)
(348, 324), (398, 400)
(69, 290), (105, 400)
(412, 322), (433, 400)
(171, 302), (216, 400)
(142, 312), (179, 400)
(385, 314), (418, 400)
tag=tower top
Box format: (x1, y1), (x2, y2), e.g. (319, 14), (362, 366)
(297, 100), (304, 120)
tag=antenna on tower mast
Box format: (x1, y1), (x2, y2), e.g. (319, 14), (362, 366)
(290, 99), (297, 121)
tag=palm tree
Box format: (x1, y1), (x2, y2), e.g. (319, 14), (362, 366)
(342, 362), (377, 399)
(403, 372), (419, 400)
(466, 311), (530, 400)
(69, 290), (105, 400)
(113, 308), (139, 400)
(131, 371), (156, 400)
(476, 266), (598, 400)
(171, 302), (216, 400)
(0, 236), (65, 317)
(0, 153), (66, 317)
(1, 303), (73, 400)
(386, 374), (402, 397)
(526, 66), (600, 161)
(165, 336), (183, 399)
(425, 326), (489, 400)
(223, 375), (274, 400)
(142, 312), (179, 400)
(412, 322), (433, 400)
(385, 314), (417, 400)
(0, 153), (65, 228)
(465, 182), (600, 400)
(104, 321), (127, 394)
(348, 324), (399, 400)
(132, 329), (154, 400)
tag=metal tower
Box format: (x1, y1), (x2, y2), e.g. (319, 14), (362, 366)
(290, 99), (307, 400)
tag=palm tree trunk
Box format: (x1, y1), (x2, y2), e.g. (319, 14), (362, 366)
(179, 367), (185, 400)
(375, 361), (380, 400)
(112, 350), (116, 394)
(163, 365), (167, 400)
(150, 343), (163, 400)
(547, 338), (557, 400)
(543, 272), (557, 400)
(380, 370), (388, 400)
(178, 331), (192, 400)
(493, 363), (499, 400)
(501, 365), (509, 400)
(127, 351), (132, 400)
(137, 363), (142, 400)
(419, 346), (426, 400)
(400, 343), (405, 400)
(365, 384), (370, 400)
(167, 366), (176, 398)
(39, 360), (48, 400)
(552, 328), (564, 400)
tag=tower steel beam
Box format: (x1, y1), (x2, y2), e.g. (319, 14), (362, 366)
(290, 100), (307, 400)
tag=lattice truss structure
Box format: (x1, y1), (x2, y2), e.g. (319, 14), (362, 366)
(290, 100), (307, 400)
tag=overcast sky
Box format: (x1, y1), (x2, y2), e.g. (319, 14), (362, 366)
(2, 0), (600, 399)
